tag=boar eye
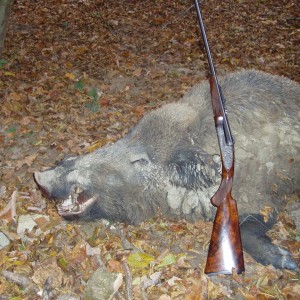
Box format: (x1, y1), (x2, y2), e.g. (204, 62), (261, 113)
(130, 152), (150, 165)
(131, 158), (149, 166)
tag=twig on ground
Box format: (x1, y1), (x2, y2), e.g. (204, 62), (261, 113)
(114, 292), (122, 300)
(115, 227), (134, 300)
(118, 227), (139, 253)
(0, 269), (39, 293)
(0, 190), (18, 222)
(41, 277), (55, 300)
(108, 273), (123, 300)
(0, 191), (30, 223)
(122, 259), (133, 300)
(140, 287), (149, 300)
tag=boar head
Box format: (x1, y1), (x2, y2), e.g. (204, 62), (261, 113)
(34, 103), (220, 224)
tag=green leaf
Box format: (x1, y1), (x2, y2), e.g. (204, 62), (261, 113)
(88, 88), (98, 101)
(6, 126), (17, 133)
(75, 79), (84, 91)
(127, 252), (155, 269)
(156, 253), (176, 268)
(0, 59), (7, 69)
(92, 12), (101, 18)
(85, 100), (99, 113)
(58, 257), (68, 271)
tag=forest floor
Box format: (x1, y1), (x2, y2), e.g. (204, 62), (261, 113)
(0, 0), (299, 299)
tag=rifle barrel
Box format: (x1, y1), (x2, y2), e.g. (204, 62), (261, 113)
(194, 0), (216, 79)
(194, 0), (234, 146)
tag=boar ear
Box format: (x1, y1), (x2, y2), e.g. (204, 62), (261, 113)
(167, 149), (221, 190)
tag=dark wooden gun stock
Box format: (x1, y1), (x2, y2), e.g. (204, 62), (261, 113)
(204, 78), (245, 275)
(194, 0), (245, 275)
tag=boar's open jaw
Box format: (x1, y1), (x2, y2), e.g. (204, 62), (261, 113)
(57, 190), (98, 217)
(56, 186), (97, 216)
(34, 171), (98, 217)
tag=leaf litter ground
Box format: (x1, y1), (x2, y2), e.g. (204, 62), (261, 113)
(0, 0), (299, 299)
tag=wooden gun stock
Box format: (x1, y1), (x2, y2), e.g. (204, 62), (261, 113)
(205, 190), (245, 275)
(204, 145), (245, 274)
(204, 78), (245, 275)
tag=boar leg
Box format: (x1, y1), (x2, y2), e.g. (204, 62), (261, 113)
(239, 214), (299, 271)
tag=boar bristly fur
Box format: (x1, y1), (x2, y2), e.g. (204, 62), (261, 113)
(34, 70), (300, 270)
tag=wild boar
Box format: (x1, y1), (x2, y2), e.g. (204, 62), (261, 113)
(34, 70), (300, 270)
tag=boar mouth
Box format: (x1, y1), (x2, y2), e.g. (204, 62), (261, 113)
(57, 186), (97, 216)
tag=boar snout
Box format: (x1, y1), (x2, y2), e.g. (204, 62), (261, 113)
(34, 171), (51, 199)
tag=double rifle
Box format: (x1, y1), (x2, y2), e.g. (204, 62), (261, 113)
(194, 0), (245, 275)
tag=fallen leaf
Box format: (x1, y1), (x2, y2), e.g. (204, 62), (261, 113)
(65, 72), (76, 80)
(156, 253), (176, 268)
(16, 153), (38, 169)
(135, 105), (145, 116)
(127, 252), (155, 269)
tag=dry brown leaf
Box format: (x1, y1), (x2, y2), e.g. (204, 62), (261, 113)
(65, 72), (76, 80)
(107, 259), (122, 273)
(16, 153), (38, 169)
(259, 206), (274, 223)
(32, 257), (65, 288)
